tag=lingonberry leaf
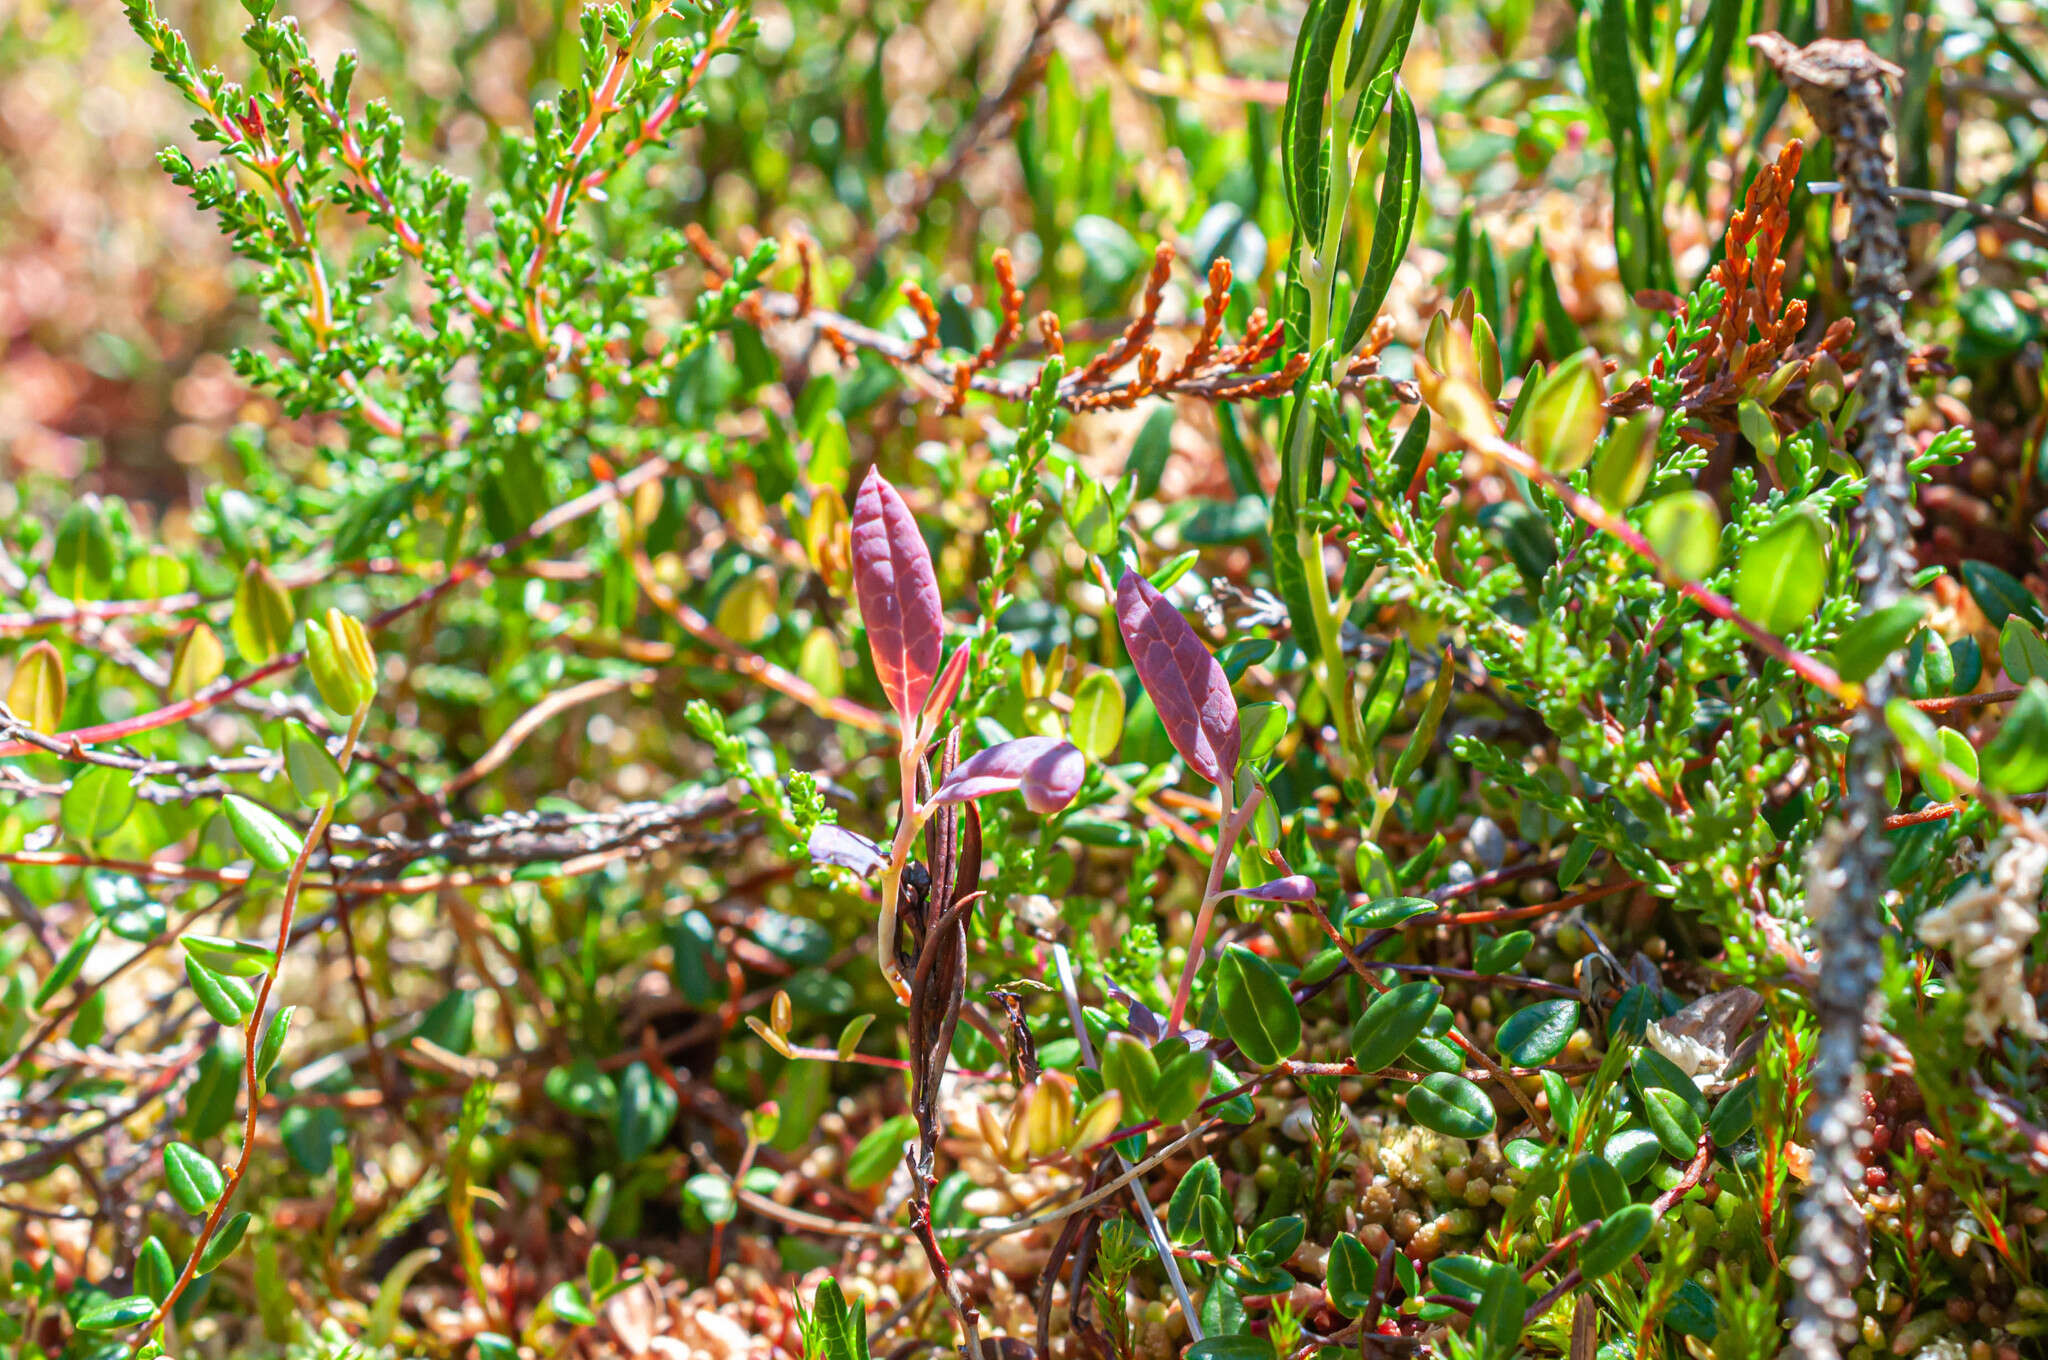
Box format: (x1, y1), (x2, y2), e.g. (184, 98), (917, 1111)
(928, 737), (1085, 814)
(1115, 570), (1239, 786)
(850, 468), (943, 726)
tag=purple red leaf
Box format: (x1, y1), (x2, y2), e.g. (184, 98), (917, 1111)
(851, 468), (944, 726)
(1115, 570), (1240, 786)
(1214, 875), (1319, 904)
(807, 823), (887, 876)
(1021, 741), (1087, 814)
(921, 644), (972, 729)
(928, 736), (1083, 813)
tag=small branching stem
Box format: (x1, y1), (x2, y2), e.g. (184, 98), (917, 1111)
(133, 709), (367, 1349)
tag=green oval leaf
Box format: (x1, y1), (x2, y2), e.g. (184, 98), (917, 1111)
(1405, 1071), (1495, 1139)
(2001, 618), (2048, 686)
(1577, 1202), (1655, 1281)
(32, 917), (103, 1010)
(1168, 1156), (1222, 1244)
(845, 1113), (916, 1190)
(1708, 1076), (1756, 1146)
(1350, 980), (1440, 1073)
(1639, 491), (1721, 580)
(1525, 348), (1607, 474)
(1495, 998), (1579, 1065)
(197, 1211), (252, 1273)
(1733, 508), (1826, 635)
(185, 955), (255, 1026)
(61, 764), (137, 845)
(1831, 596), (1928, 683)
(164, 1141), (226, 1215)
(1984, 680), (2048, 794)
(1325, 1232), (1376, 1316)
(1640, 1084), (1703, 1158)
(1216, 945), (1302, 1069)
(284, 725), (346, 807)
(1472, 931), (1533, 974)
(1567, 1152), (1629, 1226)
(1070, 670), (1128, 761)
(222, 795), (303, 873)
(137, 1237), (176, 1304)
(1101, 1033), (1162, 1119)
(74, 1295), (156, 1331)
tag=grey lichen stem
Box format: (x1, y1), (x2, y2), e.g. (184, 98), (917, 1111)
(1750, 32), (1918, 1359)
(1051, 944), (1205, 1342)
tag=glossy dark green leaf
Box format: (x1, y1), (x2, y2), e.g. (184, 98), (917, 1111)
(1216, 945), (1302, 1068)
(1325, 1231), (1376, 1315)
(1101, 1033), (1161, 1119)
(1641, 1085), (1703, 1158)
(256, 1004), (295, 1083)
(186, 956), (255, 1026)
(197, 1211), (251, 1273)
(75, 1295), (156, 1331)
(32, 917), (103, 1010)
(1351, 980), (1440, 1072)
(1604, 1126), (1663, 1182)
(1153, 1047), (1215, 1125)
(1471, 931), (1533, 974)
(1346, 896), (1436, 929)
(1567, 1152), (1629, 1227)
(612, 1061), (680, 1164)
(2000, 618), (2048, 685)
(1495, 998), (1578, 1065)
(1471, 1260), (1529, 1356)
(137, 1237), (176, 1304)
(1167, 1156), (1222, 1243)
(1959, 559), (2045, 629)
(1983, 680), (2048, 794)
(1405, 1072), (1494, 1138)
(1186, 1336), (1273, 1360)
(165, 1141), (226, 1215)
(1633, 1049), (1708, 1118)
(845, 1113), (915, 1191)
(1708, 1076), (1756, 1146)
(182, 934), (274, 977)
(1578, 1202), (1654, 1281)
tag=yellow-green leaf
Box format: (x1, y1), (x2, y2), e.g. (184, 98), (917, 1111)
(1639, 492), (1721, 580)
(169, 623), (226, 699)
(231, 562), (295, 664)
(8, 641), (67, 734)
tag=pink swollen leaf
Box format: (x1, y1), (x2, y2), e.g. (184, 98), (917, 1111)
(1115, 571), (1240, 786)
(851, 468), (944, 725)
(928, 737), (1083, 812)
(1214, 875), (1319, 904)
